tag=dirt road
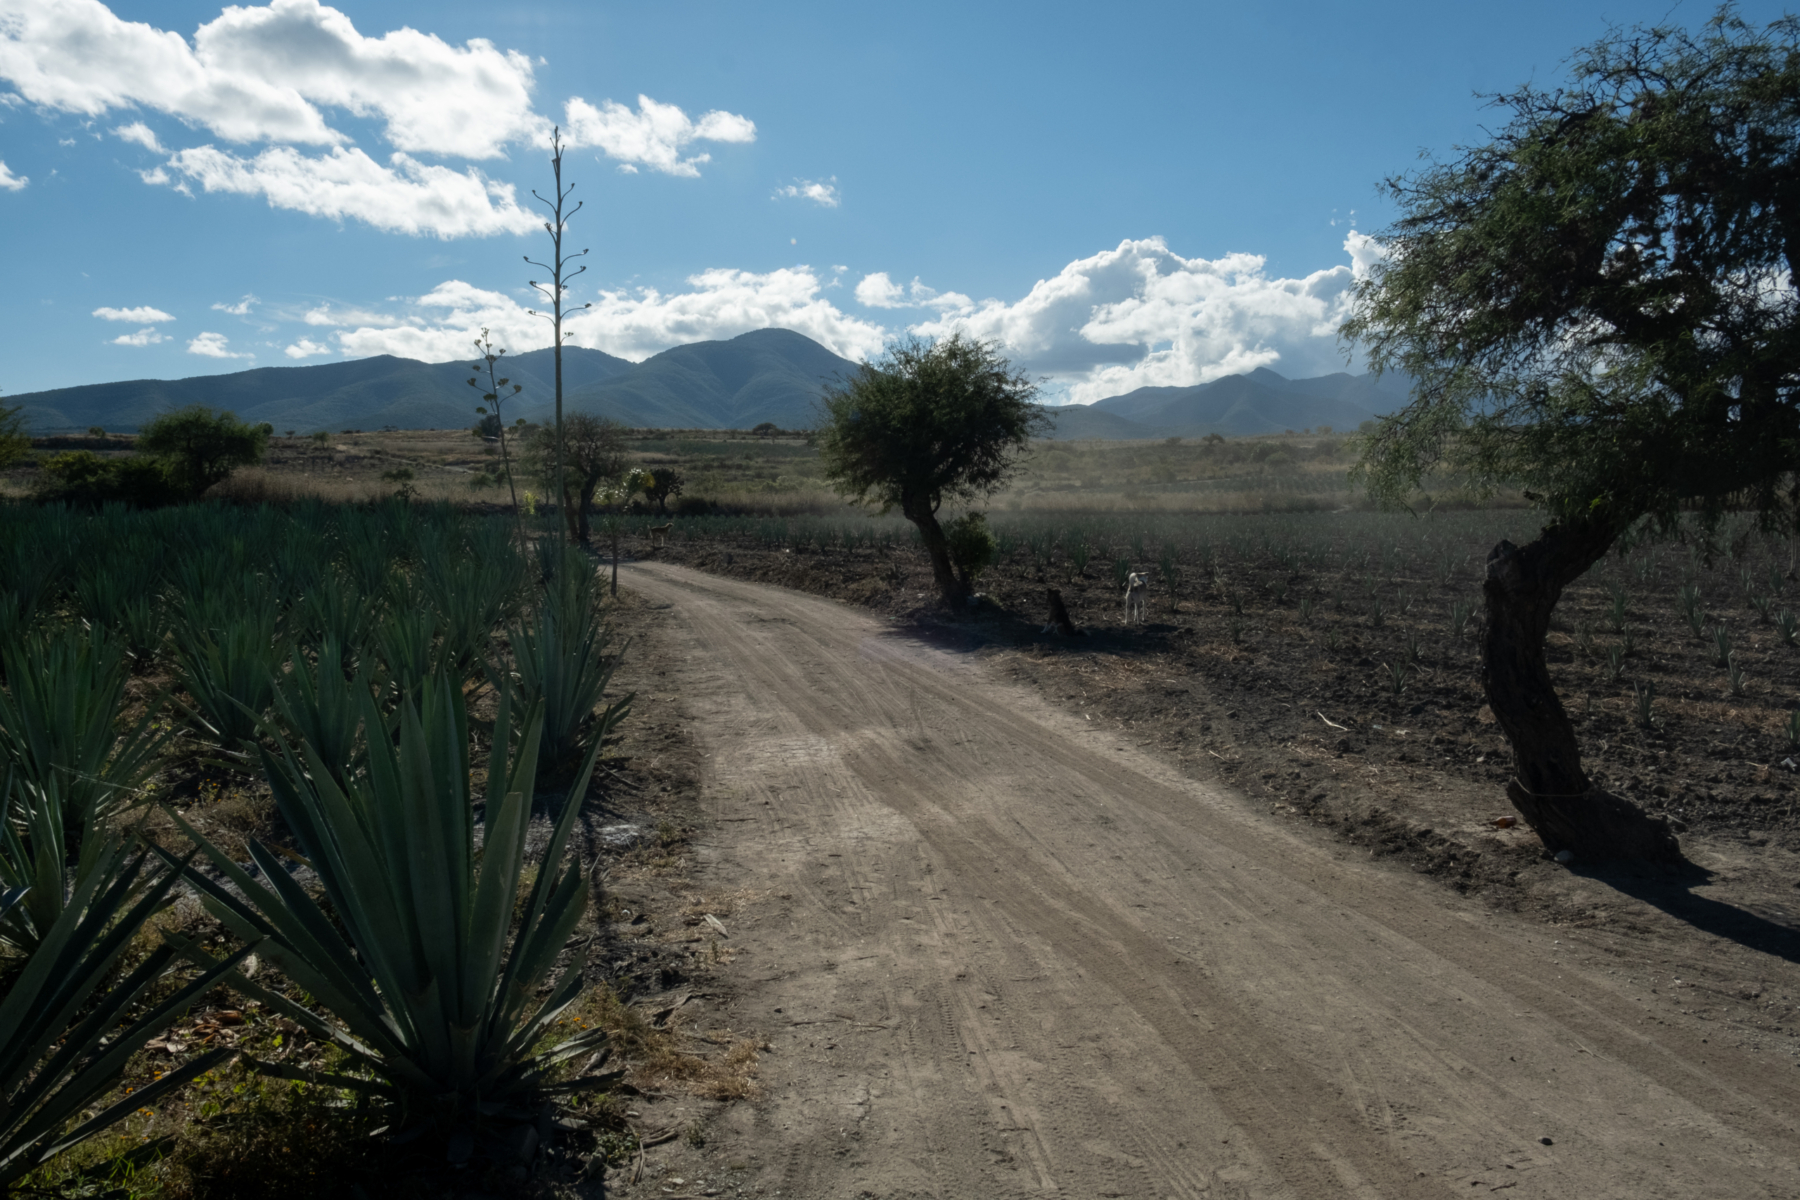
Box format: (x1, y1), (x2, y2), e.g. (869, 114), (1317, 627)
(615, 561), (1800, 1199)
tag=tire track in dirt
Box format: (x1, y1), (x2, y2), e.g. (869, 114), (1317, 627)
(620, 561), (1800, 1199)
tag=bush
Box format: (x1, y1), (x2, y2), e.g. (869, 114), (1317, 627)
(945, 511), (998, 585)
(675, 494), (716, 516)
(137, 405), (269, 498)
(33, 451), (183, 508)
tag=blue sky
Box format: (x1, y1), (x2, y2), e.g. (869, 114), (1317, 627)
(1, 0), (1790, 406)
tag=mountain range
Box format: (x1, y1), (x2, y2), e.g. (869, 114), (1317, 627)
(12, 329), (1408, 439)
(1043, 367), (1410, 439)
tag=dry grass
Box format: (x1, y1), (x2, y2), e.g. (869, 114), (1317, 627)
(571, 985), (761, 1101)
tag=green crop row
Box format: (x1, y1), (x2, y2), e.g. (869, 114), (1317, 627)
(0, 499), (630, 1184)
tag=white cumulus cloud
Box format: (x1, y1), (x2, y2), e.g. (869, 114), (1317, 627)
(0, 160), (27, 190)
(854, 272), (968, 312)
(326, 268), (886, 365)
(111, 327), (166, 346)
(111, 121), (161, 152)
(854, 272), (905, 308)
(187, 330), (251, 358)
(1, 0), (543, 157)
(563, 95), (755, 177)
(0, 0), (756, 234)
(212, 294), (257, 315)
(905, 235), (1367, 403)
(303, 303), (401, 327)
(284, 338), (330, 358)
(154, 144), (539, 237)
(93, 305), (175, 322)
(774, 177), (838, 207)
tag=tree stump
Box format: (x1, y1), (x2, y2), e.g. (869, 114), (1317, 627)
(1045, 588), (1081, 636)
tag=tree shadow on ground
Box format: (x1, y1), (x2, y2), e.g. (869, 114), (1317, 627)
(1586, 861), (1800, 965)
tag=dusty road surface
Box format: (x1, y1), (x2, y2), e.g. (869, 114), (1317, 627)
(615, 561), (1800, 1200)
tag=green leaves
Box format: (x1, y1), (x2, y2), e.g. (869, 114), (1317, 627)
(817, 334), (1047, 517)
(1343, 13), (1800, 534)
(0, 840), (253, 1187)
(0, 627), (169, 834)
(163, 681), (613, 1123)
(504, 594), (631, 771)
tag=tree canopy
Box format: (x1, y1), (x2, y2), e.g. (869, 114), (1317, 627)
(817, 334), (1045, 606)
(1339, 7), (1800, 861)
(135, 406), (268, 499)
(1345, 7), (1800, 537)
(523, 413), (629, 543)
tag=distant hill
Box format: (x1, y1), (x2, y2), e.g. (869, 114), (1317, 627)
(538, 328), (859, 429)
(1062, 367), (1410, 440)
(11, 346), (636, 434)
(12, 333), (1408, 438)
(9, 329), (855, 434)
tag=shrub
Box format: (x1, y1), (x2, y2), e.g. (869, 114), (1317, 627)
(945, 512), (998, 585)
(33, 452), (184, 508)
(136, 405), (269, 498)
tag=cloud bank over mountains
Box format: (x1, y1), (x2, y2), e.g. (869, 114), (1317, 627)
(0, 0), (757, 236)
(905, 234), (1384, 402)
(312, 270), (889, 366)
(260, 233), (1378, 402)
(4, 0), (1380, 400)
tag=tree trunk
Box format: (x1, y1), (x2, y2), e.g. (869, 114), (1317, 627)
(1483, 520), (1682, 863)
(575, 481), (595, 545)
(561, 485), (580, 542)
(902, 494), (966, 608)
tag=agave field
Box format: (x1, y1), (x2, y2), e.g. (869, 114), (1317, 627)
(649, 504), (1800, 858)
(0, 499), (636, 1194)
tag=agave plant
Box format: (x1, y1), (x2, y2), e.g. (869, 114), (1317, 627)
(172, 608), (288, 756)
(0, 770), (125, 956)
(0, 840), (253, 1188)
(73, 550), (171, 667)
(370, 604), (445, 702)
(504, 585), (632, 770)
(0, 628), (169, 834)
(163, 681), (618, 1128)
(294, 569), (374, 666)
(271, 637), (378, 793)
(416, 525), (523, 678)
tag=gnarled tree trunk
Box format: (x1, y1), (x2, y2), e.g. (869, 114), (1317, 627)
(902, 491), (968, 608)
(1483, 520), (1682, 863)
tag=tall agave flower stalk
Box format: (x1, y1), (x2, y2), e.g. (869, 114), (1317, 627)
(164, 682), (618, 1127)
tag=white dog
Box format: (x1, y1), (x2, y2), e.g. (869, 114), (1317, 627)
(1123, 571), (1148, 624)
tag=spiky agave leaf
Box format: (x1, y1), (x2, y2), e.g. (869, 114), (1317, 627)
(0, 770), (127, 956)
(503, 584), (632, 768)
(161, 678), (621, 1125)
(0, 841), (255, 1186)
(0, 627), (170, 832)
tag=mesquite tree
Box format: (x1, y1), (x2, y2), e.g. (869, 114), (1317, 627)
(818, 335), (1046, 608)
(1342, 9), (1800, 862)
(525, 126), (591, 543)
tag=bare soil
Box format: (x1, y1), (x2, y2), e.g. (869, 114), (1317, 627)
(597, 556), (1800, 1199)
